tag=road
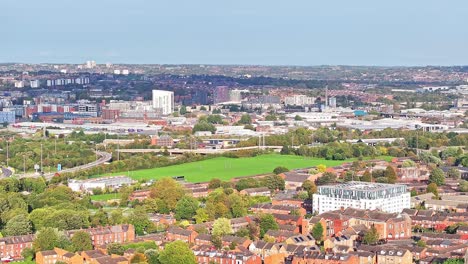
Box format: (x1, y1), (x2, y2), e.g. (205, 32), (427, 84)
(116, 146), (284, 155)
(17, 151), (112, 180)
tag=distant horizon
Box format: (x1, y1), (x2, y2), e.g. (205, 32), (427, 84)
(1, 61), (467, 68)
(2, 0), (467, 66)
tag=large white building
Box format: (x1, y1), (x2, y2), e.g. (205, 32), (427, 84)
(284, 95), (315, 106)
(313, 181), (410, 214)
(152, 90), (174, 115)
(68, 176), (135, 193)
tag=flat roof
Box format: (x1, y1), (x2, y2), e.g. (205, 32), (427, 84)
(318, 181), (407, 191)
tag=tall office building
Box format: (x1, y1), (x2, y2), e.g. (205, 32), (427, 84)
(229, 89), (243, 102)
(313, 181), (410, 214)
(193, 90), (208, 105)
(328, 97), (337, 108)
(152, 90), (174, 115)
(213, 86), (230, 104)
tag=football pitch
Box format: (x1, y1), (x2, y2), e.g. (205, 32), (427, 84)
(106, 154), (392, 183)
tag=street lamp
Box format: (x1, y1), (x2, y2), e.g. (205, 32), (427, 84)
(40, 143), (43, 174)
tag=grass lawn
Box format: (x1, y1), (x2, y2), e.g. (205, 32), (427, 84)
(91, 193), (121, 201)
(100, 154), (393, 183)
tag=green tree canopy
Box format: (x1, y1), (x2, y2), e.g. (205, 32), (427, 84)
(192, 121), (216, 134)
(273, 166), (289, 175)
(426, 183), (439, 197)
(361, 170), (372, 182)
(158, 241), (196, 264)
(262, 174), (285, 191)
(447, 168), (461, 179)
(311, 222), (324, 242)
(363, 225), (379, 245)
(384, 166), (397, 184)
(3, 214), (32, 236)
(238, 114), (252, 125)
(150, 178), (185, 211)
(33, 228), (70, 252)
(175, 196), (199, 220)
(212, 217), (233, 237)
(259, 214), (279, 238)
(144, 249), (160, 264)
(302, 180), (317, 199)
(107, 243), (125, 255)
(429, 168), (445, 186)
(71, 231), (93, 252)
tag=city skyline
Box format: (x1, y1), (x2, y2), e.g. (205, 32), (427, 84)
(1, 0), (467, 66)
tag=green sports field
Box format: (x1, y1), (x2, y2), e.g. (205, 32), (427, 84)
(91, 193), (121, 201)
(106, 154), (392, 183)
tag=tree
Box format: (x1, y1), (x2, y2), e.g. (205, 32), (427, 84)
(384, 166), (397, 184)
(144, 249), (161, 264)
(317, 164), (327, 173)
(4, 214), (32, 236)
(212, 218), (233, 237)
(192, 121), (216, 134)
(273, 166), (289, 175)
(416, 240), (426, 248)
(447, 168), (461, 179)
(158, 241), (196, 264)
(239, 114), (252, 125)
(280, 145), (291, 155)
(21, 247), (35, 261)
(363, 225), (379, 245)
(302, 180), (317, 199)
(175, 196), (199, 220)
(130, 253), (147, 264)
(459, 180), (468, 192)
(128, 206), (153, 236)
(33, 228), (69, 252)
(194, 208), (209, 224)
(150, 178), (185, 211)
(316, 172), (337, 185)
(179, 105), (187, 115)
(361, 170), (372, 182)
(107, 243), (125, 256)
(426, 183), (438, 197)
(402, 160), (416, 168)
(259, 214), (278, 238)
(294, 115), (303, 121)
(311, 222), (324, 242)
(265, 114), (277, 121)
(71, 231), (92, 252)
(263, 174), (285, 191)
(109, 209), (125, 225)
(208, 178), (222, 189)
(207, 115), (223, 124)
(263, 234), (276, 243)
(211, 234), (222, 249)
(90, 209), (108, 227)
(429, 168), (445, 186)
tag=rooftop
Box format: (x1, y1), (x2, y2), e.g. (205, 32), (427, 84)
(319, 181), (406, 191)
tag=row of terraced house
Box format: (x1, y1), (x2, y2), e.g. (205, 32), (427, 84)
(0, 225), (135, 260)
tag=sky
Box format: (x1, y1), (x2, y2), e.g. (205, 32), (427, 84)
(1, 0), (467, 66)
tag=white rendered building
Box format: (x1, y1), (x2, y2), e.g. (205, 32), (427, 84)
(313, 181), (410, 214)
(152, 90), (174, 115)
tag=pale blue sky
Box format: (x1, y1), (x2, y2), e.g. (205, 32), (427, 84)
(1, 0), (467, 66)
